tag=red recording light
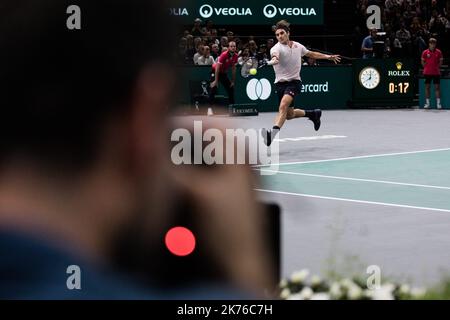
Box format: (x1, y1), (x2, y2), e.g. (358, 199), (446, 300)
(165, 226), (196, 256)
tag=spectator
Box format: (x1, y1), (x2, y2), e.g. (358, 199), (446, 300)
(357, 0), (449, 61)
(391, 36), (403, 57)
(0, 0), (275, 299)
(385, 0), (397, 15)
(256, 44), (269, 63)
(211, 43), (220, 61)
(403, 3), (417, 27)
(193, 44), (205, 65)
(266, 38), (275, 51)
(177, 37), (190, 64)
(197, 46), (215, 65)
(414, 33), (428, 54)
(303, 57), (318, 66)
(193, 37), (202, 50)
(210, 29), (220, 45)
(395, 23), (412, 56)
(204, 31), (213, 44)
(220, 36), (229, 51)
(238, 48), (250, 65)
(361, 28), (378, 58)
(353, 25), (366, 57)
(391, 8), (403, 31)
(410, 17), (424, 36)
(0, 0), (176, 299)
(202, 20), (214, 34)
(411, 17), (429, 58)
(429, 9), (448, 39)
(248, 40), (258, 58)
(234, 37), (243, 51)
(422, 38), (443, 109)
(191, 18), (204, 37)
(227, 31), (235, 42)
(201, 36), (209, 46)
(186, 35), (196, 61)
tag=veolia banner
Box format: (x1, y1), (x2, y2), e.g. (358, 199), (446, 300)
(169, 0), (324, 25)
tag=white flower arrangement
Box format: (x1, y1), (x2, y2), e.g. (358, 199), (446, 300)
(410, 287), (426, 299)
(279, 279), (288, 288)
(399, 284), (410, 296)
(279, 271), (428, 300)
(290, 269), (310, 284)
(347, 285), (363, 300)
(310, 275), (322, 287)
(280, 288), (291, 299)
(329, 282), (342, 299)
(310, 293), (331, 300)
(299, 287), (314, 300)
(369, 284), (395, 300)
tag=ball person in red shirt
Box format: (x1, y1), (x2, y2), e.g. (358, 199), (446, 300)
(208, 41), (238, 115)
(421, 38), (443, 109)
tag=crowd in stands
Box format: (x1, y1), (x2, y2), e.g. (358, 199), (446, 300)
(178, 0), (449, 67)
(176, 18), (276, 66)
(357, 0), (449, 62)
(177, 18), (325, 67)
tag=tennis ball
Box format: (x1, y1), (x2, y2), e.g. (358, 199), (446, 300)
(249, 68), (257, 76)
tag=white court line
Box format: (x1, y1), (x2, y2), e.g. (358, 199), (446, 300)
(256, 169), (450, 191)
(253, 147), (450, 167)
(274, 135), (347, 143)
(255, 189), (450, 213)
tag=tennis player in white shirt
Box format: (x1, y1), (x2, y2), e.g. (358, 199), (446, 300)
(261, 20), (341, 146)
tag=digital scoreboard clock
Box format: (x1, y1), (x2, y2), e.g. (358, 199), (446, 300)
(352, 59), (414, 107)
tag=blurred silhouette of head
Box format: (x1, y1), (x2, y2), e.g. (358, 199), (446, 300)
(0, 0), (176, 262)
